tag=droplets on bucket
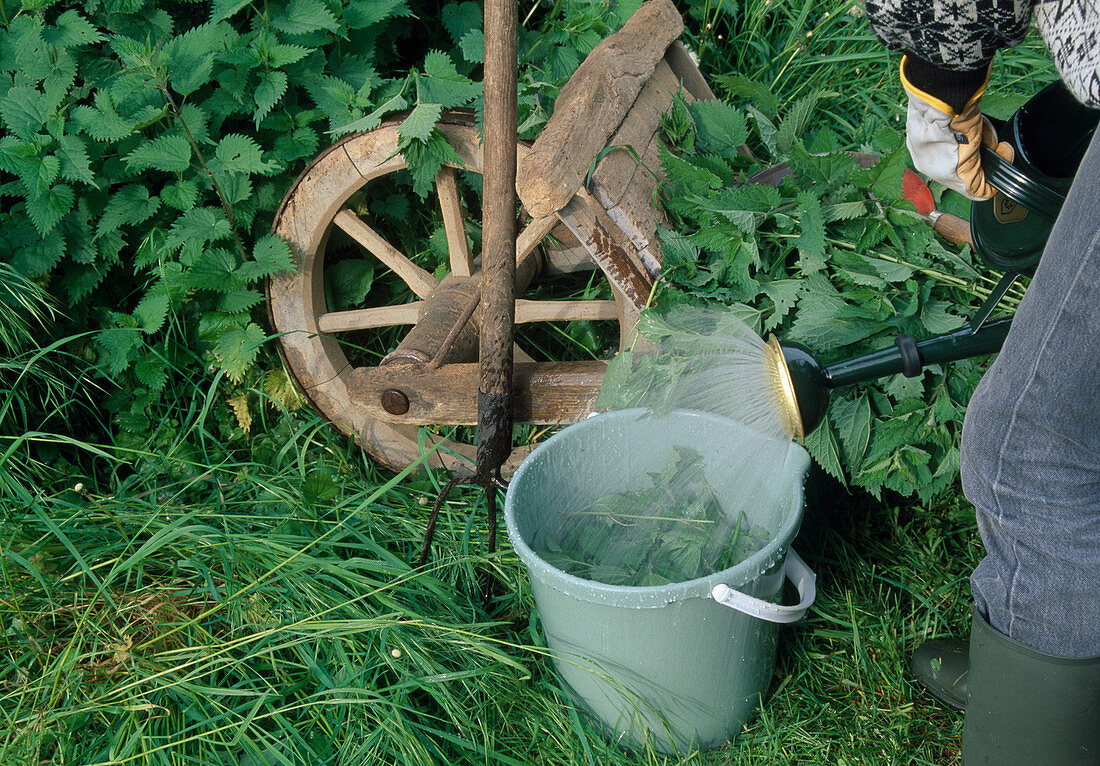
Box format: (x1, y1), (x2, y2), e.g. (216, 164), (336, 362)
(504, 408), (814, 753)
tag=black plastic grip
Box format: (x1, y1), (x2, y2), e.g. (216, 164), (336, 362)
(895, 334), (924, 378)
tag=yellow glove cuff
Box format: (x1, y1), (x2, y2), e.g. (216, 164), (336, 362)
(899, 55), (991, 117)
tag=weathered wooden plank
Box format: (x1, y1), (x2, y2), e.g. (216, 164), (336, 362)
(557, 188), (654, 309)
(588, 60), (680, 210)
(599, 128), (669, 277)
(345, 361), (605, 424)
(516, 0), (683, 218)
(665, 41), (718, 102)
(540, 222), (598, 274)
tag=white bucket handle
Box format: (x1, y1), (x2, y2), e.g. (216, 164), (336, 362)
(710, 548), (816, 624)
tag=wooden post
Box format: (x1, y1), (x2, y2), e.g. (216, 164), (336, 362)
(477, 0), (518, 481)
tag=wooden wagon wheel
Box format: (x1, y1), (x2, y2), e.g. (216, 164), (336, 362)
(266, 110), (638, 475)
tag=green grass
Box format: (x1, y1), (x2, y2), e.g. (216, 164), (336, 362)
(0, 417), (981, 764)
(0, 0), (1058, 762)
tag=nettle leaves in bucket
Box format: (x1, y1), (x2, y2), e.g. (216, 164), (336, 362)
(532, 446), (771, 587)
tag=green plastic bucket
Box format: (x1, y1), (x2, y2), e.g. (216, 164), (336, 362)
(504, 409), (813, 754)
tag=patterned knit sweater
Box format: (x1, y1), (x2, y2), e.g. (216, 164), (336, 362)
(865, 0), (1100, 109)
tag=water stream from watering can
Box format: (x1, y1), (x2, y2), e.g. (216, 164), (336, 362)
(529, 304), (796, 588)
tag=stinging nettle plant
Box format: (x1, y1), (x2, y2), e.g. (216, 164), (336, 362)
(0, 0), (624, 443)
(651, 87), (1020, 501)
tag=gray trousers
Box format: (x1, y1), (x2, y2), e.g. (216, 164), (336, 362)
(961, 129), (1100, 659)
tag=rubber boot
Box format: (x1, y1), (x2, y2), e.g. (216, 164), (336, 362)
(909, 638), (968, 710)
(962, 606), (1100, 765)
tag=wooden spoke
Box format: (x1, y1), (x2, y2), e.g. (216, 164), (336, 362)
(516, 214), (558, 269)
(436, 167), (474, 277)
(515, 299), (619, 323)
(318, 303), (422, 334)
(334, 208), (438, 299)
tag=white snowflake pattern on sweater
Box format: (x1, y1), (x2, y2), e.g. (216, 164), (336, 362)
(866, 0), (1100, 106)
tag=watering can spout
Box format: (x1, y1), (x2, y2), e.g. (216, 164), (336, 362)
(763, 336), (830, 444)
(766, 317), (1014, 442)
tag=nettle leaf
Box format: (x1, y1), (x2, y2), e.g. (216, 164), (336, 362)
(219, 288), (264, 313)
(712, 72), (779, 120)
(788, 274), (881, 350)
(63, 199), (96, 264)
(45, 9), (105, 47)
(777, 89), (836, 154)
(273, 0), (340, 35)
(187, 247), (239, 288)
(441, 1), (481, 43)
(96, 185), (161, 240)
(806, 417), (846, 485)
(329, 259), (375, 309)
(0, 136), (37, 179)
(690, 99), (748, 159)
(657, 228), (701, 279)
(210, 0), (251, 22)
(0, 86), (53, 139)
(419, 50), (481, 108)
(659, 146), (722, 196)
(9, 223), (64, 277)
(56, 134), (95, 185)
(26, 183), (74, 234)
(272, 125), (320, 165)
(215, 322), (266, 382)
(760, 279), (801, 332)
(96, 327), (140, 377)
(30, 154), (60, 192)
(854, 146), (908, 201)
(109, 35), (157, 72)
(166, 207), (234, 251)
(72, 90), (136, 142)
(459, 29), (484, 64)
(266, 44), (312, 68)
(254, 70), (289, 125)
(125, 135), (192, 173)
(161, 178), (200, 210)
(399, 102), (444, 146)
(921, 298), (964, 334)
(344, 0), (413, 29)
(134, 355), (168, 392)
(213, 134), (279, 176)
(134, 290), (170, 333)
(747, 106), (778, 157)
(831, 393), (872, 468)
(238, 233), (295, 282)
(793, 190), (827, 273)
(400, 128), (462, 197)
(164, 24), (231, 96)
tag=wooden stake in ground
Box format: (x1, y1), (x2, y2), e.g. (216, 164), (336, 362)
(477, 0), (518, 486)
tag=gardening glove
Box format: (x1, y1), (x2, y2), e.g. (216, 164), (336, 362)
(901, 56), (1014, 201)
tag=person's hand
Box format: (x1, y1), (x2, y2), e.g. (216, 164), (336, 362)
(901, 56), (1014, 200)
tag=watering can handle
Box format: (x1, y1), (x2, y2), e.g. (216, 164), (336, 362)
(710, 549), (816, 624)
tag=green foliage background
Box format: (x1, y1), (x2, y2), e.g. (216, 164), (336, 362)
(0, 0), (632, 456)
(0, 0), (1056, 502)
